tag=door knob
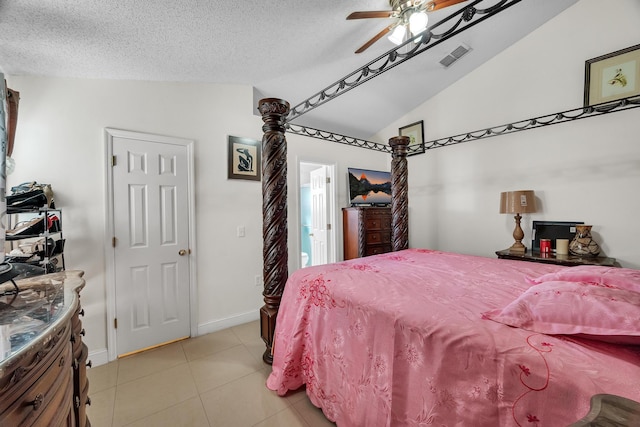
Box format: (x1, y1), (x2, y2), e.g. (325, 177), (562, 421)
(178, 249), (189, 256)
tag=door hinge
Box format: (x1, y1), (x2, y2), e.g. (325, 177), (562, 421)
(326, 177), (330, 184)
(114, 318), (118, 329)
(112, 237), (116, 247)
(111, 155), (117, 167)
(327, 224), (332, 230)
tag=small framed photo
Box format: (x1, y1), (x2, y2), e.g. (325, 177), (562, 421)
(399, 120), (425, 156)
(584, 44), (640, 106)
(228, 135), (261, 181)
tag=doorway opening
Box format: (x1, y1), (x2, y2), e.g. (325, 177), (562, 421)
(299, 161), (337, 268)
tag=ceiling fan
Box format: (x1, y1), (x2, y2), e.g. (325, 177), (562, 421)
(347, 0), (469, 54)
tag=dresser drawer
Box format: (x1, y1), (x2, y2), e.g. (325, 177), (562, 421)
(364, 218), (389, 230)
(0, 323), (70, 411)
(33, 368), (74, 427)
(0, 338), (72, 426)
(365, 244), (392, 256)
(365, 231), (391, 245)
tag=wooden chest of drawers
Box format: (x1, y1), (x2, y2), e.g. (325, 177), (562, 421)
(343, 207), (392, 260)
(0, 271), (90, 427)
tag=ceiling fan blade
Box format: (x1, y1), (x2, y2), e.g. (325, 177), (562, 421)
(347, 11), (395, 20)
(355, 26), (392, 54)
(427, 0), (468, 11)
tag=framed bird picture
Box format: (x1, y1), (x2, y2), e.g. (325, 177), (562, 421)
(228, 135), (261, 181)
(584, 43), (640, 107)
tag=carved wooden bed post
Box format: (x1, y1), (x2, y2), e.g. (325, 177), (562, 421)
(258, 98), (290, 364)
(389, 136), (409, 251)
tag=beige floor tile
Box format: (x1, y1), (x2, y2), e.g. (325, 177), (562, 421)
(281, 385), (309, 405)
(182, 328), (242, 361)
(199, 370), (291, 427)
(229, 320), (268, 364)
(88, 359), (119, 393)
(86, 322), (337, 427)
(293, 397), (337, 427)
(124, 396), (210, 427)
(188, 344), (263, 394)
(117, 340), (187, 385)
(230, 320), (261, 345)
(254, 407), (310, 427)
(245, 340), (269, 364)
(113, 363), (198, 426)
(86, 386), (116, 427)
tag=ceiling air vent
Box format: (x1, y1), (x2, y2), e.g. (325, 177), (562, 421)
(439, 43), (471, 68)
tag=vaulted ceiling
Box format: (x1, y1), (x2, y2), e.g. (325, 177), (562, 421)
(0, 0), (578, 139)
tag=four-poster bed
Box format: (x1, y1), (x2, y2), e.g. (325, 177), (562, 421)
(256, 97), (640, 426)
(255, 1), (640, 425)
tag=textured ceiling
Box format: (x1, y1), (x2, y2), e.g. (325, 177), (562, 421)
(0, 0), (578, 139)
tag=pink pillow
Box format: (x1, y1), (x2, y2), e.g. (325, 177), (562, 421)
(482, 280), (640, 344)
(527, 265), (640, 293)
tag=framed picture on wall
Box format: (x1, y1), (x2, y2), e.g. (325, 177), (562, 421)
(399, 120), (425, 156)
(228, 135), (261, 181)
(584, 43), (640, 106)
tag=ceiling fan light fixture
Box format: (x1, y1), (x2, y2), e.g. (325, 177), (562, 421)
(409, 11), (428, 35)
(388, 24), (407, 45)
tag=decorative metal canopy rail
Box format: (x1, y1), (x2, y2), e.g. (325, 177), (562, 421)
(285, 123), (391, 153)
(287, 0), (522, 123)
(422, 95), (640, 150)
(287, 95), (640, 154)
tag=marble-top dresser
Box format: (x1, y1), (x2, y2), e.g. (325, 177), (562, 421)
(0, 270), (90, 427)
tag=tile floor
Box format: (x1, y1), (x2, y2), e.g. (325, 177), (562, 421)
(86, 320), (336, 427)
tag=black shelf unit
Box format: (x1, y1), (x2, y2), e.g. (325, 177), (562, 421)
(5, 206), (66, 273)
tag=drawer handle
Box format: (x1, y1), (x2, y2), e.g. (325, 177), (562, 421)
(86, 360), (93, 368)
(80, 328), (86, 336)
(30, 394), (44, 411)
(59, 356), (66, 367)
(70, 334), (76, 343)
(86, 396), (92, 406)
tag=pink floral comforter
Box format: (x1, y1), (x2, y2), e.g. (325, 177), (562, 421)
(266, 249), (640, 426)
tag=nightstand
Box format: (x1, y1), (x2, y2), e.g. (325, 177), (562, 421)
(495, 249), (617, 267)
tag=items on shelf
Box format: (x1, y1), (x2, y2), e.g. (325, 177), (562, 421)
(6, 181), (54, 211)
(5, 207), (65, 274)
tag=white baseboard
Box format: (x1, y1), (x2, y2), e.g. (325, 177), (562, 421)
(88, 348), (110, 367)
(196, 310), (260, 336)
(87, 310), (260, 367)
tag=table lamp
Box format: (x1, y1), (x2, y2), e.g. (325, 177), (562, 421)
(499, 190), (537, 253)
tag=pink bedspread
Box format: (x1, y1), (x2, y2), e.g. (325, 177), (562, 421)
(266, 250), (640, 426)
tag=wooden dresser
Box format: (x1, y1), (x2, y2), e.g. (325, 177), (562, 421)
(0, 270), (90, 427)
(343, 206), (392, 260)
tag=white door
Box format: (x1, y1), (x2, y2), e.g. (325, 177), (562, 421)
(310, 166), (329, 266)
(111, 133), (191, 356)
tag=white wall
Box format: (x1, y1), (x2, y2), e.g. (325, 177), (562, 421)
(376, 0), (640, 268)
(4, 76), (388, 362)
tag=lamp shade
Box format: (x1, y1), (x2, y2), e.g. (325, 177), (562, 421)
(388, 25), (406, 45)
(409, 11), (428, 35)
(499, 190), (537, 214)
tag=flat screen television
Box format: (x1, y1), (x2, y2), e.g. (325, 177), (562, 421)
(347, 167), (392, 206)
